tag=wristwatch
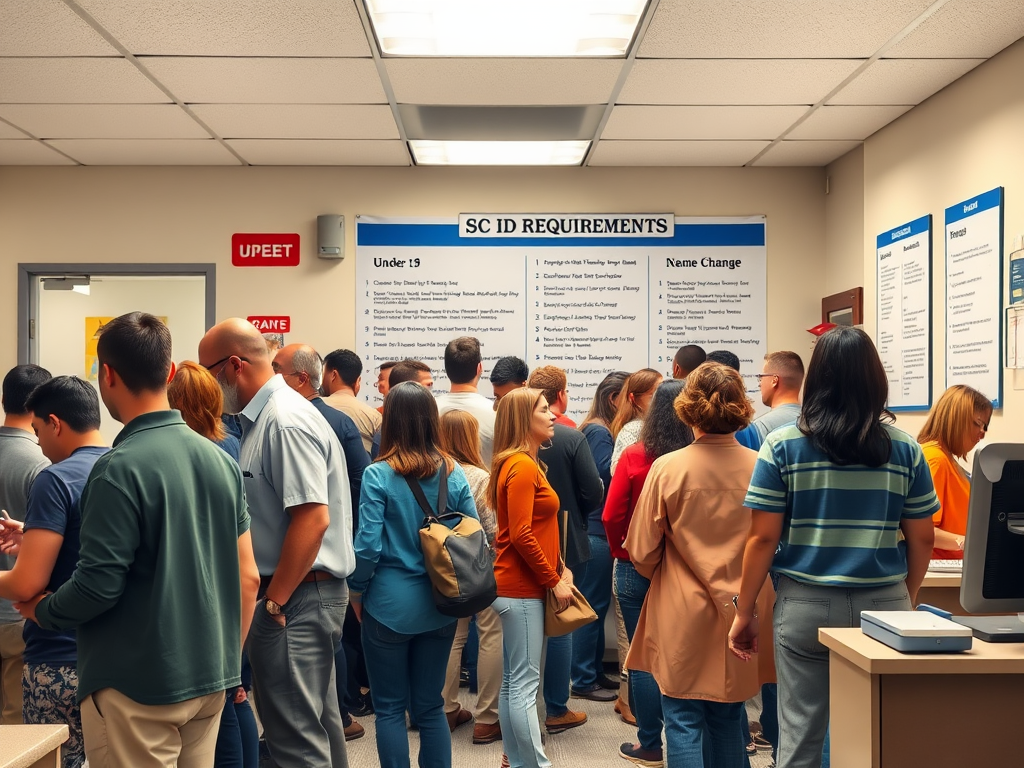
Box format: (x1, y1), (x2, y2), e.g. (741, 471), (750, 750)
(265, 598), (283, 616)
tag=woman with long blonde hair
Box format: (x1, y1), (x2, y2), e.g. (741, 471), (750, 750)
(438, 410), (503, 742)
(610, 368), (663, 474)
(489, 388), (572, 768)
(917, 384), (992, 558)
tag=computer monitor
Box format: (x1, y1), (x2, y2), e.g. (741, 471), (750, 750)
(957, 443), (1024, 640)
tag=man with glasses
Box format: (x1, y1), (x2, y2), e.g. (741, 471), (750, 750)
(199, 319), (354, 768)
(736, 351), (805, 452)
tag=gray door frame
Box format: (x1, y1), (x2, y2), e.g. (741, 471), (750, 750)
(17, 262), (217, 364)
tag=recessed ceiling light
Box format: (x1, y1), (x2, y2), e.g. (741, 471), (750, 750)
(365, 0), (647, 56)
(410, 140), (590, 166)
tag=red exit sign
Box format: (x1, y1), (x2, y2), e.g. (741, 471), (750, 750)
(248, 316), (291, 333)
(232, 233), (300, 266)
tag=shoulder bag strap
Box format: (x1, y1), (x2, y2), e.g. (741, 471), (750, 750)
(404, 475), (437, 521)
(436, 459), (449, 513)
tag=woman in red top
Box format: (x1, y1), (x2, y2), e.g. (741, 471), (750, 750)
(489, 388), (573, 768)
(603, 379), (692, 766)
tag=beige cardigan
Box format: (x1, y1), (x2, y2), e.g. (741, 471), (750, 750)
(624, 433), (773, 701)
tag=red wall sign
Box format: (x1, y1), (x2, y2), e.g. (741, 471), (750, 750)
(248, 316), (291, 333)
(232, 233), (300, 266)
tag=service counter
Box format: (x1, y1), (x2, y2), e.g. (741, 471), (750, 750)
(0, 724), (68, 768)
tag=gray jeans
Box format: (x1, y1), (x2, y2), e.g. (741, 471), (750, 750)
(773, 575), (909, 768)
(249, 579), (349, 768)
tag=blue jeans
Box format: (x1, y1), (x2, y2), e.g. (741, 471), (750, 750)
(570, 535), (613, 690)
(362, 611), (456, 768)
(542, 633), (571, 717)
(761, 683), (778, 759)
(662, 697), (745, 768)
(493, 597), (550, 768)
(614, 560), (663, 752)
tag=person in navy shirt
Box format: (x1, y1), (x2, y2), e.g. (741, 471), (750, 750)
(0, 376), (108, 768)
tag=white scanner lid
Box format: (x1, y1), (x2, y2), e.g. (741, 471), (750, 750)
(861, 610), (973, 637)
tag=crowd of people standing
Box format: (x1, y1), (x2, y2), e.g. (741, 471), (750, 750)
(0, 313), (991, 768)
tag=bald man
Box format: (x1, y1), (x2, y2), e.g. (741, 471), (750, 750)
(199, 319), (354, 768)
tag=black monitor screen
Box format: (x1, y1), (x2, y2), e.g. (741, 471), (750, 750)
(980, 459), (1024, 602)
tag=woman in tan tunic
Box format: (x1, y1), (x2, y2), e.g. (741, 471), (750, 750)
(625, 361), (766, 768)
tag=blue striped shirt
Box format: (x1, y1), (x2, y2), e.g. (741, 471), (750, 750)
(744, 423), (939, 586)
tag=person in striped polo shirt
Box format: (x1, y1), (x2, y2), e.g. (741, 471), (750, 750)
(728, 327), (938, 768)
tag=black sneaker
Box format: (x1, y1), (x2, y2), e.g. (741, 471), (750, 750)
(570, 683), (617, 702)
(619, 742), (664, 767)
(596, 674), (620, 690)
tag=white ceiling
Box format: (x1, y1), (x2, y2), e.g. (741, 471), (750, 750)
(0, 0), (1022, 167)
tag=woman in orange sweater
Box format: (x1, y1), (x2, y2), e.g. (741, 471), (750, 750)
(917, 384), (992, 558)
(490, 388), (573, 768)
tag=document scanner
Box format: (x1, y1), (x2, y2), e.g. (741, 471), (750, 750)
(860, 610), (973, 653)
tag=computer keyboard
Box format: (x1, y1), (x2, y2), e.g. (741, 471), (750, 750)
(928, 559), (963, 573)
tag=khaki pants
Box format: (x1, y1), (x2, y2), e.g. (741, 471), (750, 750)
(441, 606), (502, 725)
(0, 620), (25, 724)
(81, 688), (224, 768)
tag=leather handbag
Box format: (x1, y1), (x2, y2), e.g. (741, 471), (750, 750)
(406, 463), (497, 619)
(544, 510), (598, 637)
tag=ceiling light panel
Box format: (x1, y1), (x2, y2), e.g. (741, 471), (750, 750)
(409, 140), (589, 165)
(366, 0), (647, 56)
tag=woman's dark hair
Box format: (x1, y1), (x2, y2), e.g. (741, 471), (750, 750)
(580, 371), (628, 430)
(638, 380), (693, 460)
(377, 381), (452, 478)
(799, 326), (893, 467)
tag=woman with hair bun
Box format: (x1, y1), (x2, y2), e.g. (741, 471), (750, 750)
(917, 384), (992, 558)
(624, 362), (768, 767)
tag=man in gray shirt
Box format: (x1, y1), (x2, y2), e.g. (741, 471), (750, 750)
(200, 319), (353, 768)
(0, 364), (51, 724)
(736, 350), (804, 450)
(434, 337), (496, 464)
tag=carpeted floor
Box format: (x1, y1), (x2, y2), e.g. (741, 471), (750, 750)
(344, 690), (776, 767)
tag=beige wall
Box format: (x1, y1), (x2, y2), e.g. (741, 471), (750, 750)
(828, 37), (1024, 444)
(824, 144), (865, 296)
(0, 165), (826, 377)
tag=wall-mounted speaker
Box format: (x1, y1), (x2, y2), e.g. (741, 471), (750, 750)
(317, 214), (345, 259)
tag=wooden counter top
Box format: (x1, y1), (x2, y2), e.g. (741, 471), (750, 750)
(820, 627), (1024, 675)
(921, 571), (960, 589)
(0, 724), (68, 768)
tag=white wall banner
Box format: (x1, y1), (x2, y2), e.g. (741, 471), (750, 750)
(876, 215), (932, 411)
(356, 215), (767, 423)
(944, 188), (1003, 408)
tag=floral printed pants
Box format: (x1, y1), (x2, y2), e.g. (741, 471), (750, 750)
(23, 663), (84, 768)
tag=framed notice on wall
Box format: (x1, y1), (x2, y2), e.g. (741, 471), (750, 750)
(944, 187), (1003, 408)
(877, 215), (932, 411)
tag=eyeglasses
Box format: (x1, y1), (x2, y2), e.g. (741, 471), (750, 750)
(202, 355), (249, 373)
(973, 418), (989, 432)
(754, 373), (778, 382)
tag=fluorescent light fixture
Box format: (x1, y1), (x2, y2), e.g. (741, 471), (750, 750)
(365, 0), (647, 56)
(72, 284), (91, 295)
(410, 140), (589, 166)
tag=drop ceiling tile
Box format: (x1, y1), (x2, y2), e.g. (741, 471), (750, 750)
(385, 59), (623, 105)
(144, 58), (388, 104)
(190, 104), (400, 139)
(829, 59), (985, 105)
(0, 121), (30, 139)
(639, 0), (936, 58)
(603, 105), (809, 140)
(589, 140), (768, 166)
(47, 139), (241, 165)
(752, 140), (862, 166)
(886, 0), (1024, 58)
(0, 105), (209, 139)
(228, 139), (409, 165)
(787, 105), (912, 139)
(0, 140), (77, 165)
(0, 0), (116, 56)
(76, 0), (370, 56)
(0, 59), (170, 104)
(620, 60), (862, 105)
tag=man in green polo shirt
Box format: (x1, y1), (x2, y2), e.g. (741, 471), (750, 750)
(16, 312), (260, 768)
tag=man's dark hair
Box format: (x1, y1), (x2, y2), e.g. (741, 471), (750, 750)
(379, 360), (399, 374)
(2, 364), (52, 415)
(489, 356), (529, 387)
(96, 312), (172, 393)
(444, 336), (482, 385)
(673, 344), (706, 377)
(389, 359), (431, 387)
(323, 349), (363, 388)
(706, 349), (740, 372)
(25, 375), (101, 432)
